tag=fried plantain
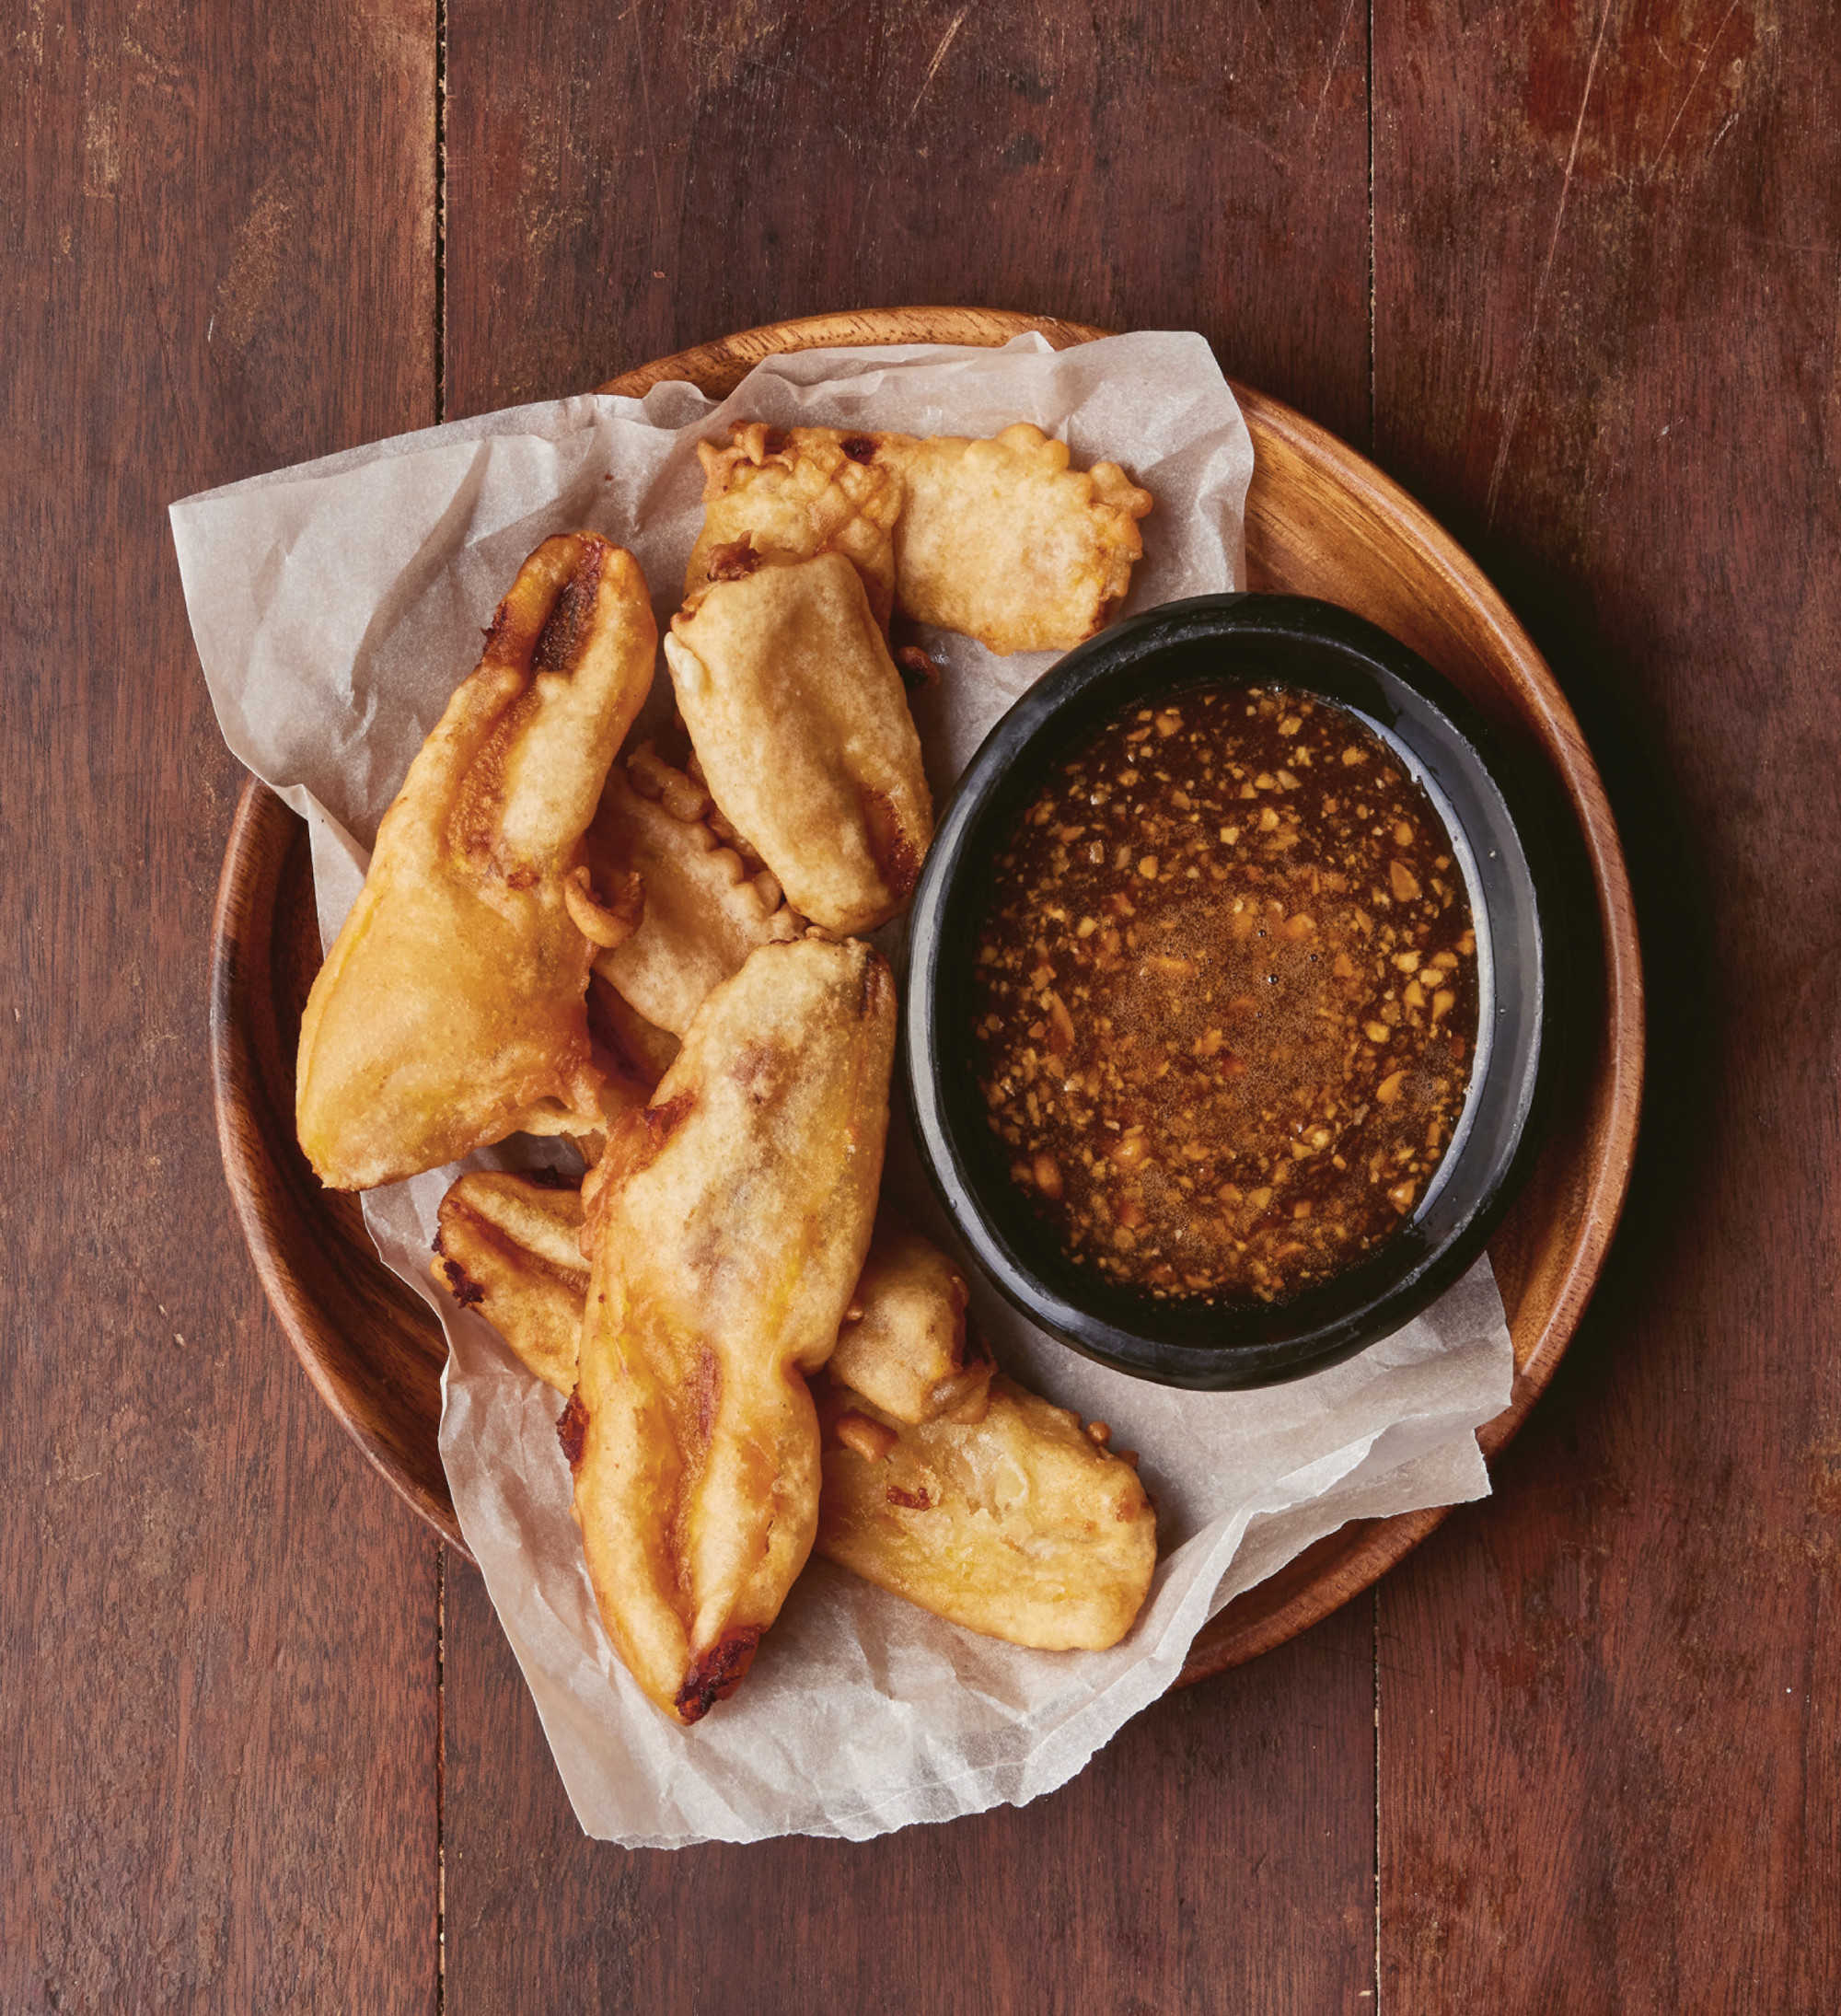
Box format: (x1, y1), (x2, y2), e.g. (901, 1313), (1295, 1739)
(569, 936), (895, 1721)
(295, 534), (656, 1189)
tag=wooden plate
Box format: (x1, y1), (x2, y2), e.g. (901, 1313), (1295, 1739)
(210, 307), (1643, 1683)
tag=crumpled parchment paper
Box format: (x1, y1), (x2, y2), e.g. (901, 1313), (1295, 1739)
(173, 331), (1512, 1848)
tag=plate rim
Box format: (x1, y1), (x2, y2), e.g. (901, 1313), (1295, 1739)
(209, 305), (1643, 1685)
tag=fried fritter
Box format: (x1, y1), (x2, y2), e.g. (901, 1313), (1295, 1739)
(568, 936), (896, 1722)
(434, 1172), (590, 1395)
(587, 968), (680, 1085)
(432, 1172), (1156, 1656)
(664, 553), (932, 935)
(441, 1176), (978, 1420)
(691, 422), (1152, 655)
(829, 1229), (990, 1426)
(882, 423), (1151, 654)
(295, 534), (657, 1189)
(816, 1375), (1156, 1651)
(585, 746), (802, 1037)
(685, 422), (903, 627)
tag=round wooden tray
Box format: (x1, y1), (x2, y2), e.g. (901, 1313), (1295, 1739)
(211, 307), (1643, 1684)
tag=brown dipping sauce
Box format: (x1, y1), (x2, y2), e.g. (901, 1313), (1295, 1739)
(970, 684), (1479, 1304)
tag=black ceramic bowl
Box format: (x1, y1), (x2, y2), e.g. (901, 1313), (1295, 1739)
(904, 593), (1553, 1389)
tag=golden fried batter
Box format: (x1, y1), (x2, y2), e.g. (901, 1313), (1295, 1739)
(685, 423), (903, 627)
(434, 1173), (590, 1394)
(442, 1179), (977, 1417)
(692, 422), (1152, 656)
(816, 1375), (1156, 1651)
(587, 969), (679, 1085)
(664, 553), (932, 935)
(882, 423), (1151, 654)
(829, 1229), (990, 1426)
(430, 1173), (1155, 1655)
(569, 936), (896, 1722)
(585, 747), (802, 1037)
(295, 534), (657, 1189)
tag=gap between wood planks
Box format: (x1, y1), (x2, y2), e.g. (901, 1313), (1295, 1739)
(434, 0), (449, 434)
(1372, 1587), (1382, 2010)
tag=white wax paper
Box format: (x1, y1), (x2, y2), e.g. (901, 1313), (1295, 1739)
(173, 332), (1513, 1847)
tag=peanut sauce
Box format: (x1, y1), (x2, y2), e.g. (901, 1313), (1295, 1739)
(970, 686), (1478, 1303)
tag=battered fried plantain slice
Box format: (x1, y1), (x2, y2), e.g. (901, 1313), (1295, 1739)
(569, 935), (896, 1723)
(439, 1176), (981, 1420)
(684, 423), (904, 627)
(586, 968), (680, 1086)
(585, 746), (802, 1037)
(691, 422), (1152, 655)
(828, 1229), (991, 1427)
(815, 1374), (1157, 1651)
(880, 423), (1151, 654)
(295, 534), (657, 1189)
(430, 1171), (1155, 1656)
(664, 552), (933, 936)
(434, 1172), (590, 1395)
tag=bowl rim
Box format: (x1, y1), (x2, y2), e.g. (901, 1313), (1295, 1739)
(904, 589), (1557, 1388)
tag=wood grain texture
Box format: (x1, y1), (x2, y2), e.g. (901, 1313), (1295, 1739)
(212, 814), (459, 1545)
(13, 0), (1824, 2006)
(0, 4), (441, 2011)
(1373, 3), (1841, 2008)
(444, 1562), (1378, 2015)
(440, 0), (1374, 443)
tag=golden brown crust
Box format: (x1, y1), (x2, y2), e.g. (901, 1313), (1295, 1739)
(686, 426), (904, 627)
(571, 937), (897, 1721)
(429, 1165), (1158, 1658)
(585, 968), (680, 1087)
(828, 1230), (989, 1425)
(815, 1374), (1157, 1651)
(690, 421), (1152, 656)
(434, 1172), (591, 1395)
(664, 553), (933, 935)
(880, 423), (1152, 655)
(295, 534), (657, 1189)
(585, 746), (803, 1037)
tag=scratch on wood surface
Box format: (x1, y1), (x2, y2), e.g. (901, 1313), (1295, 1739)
(1707, 105), (1742, 156)
(1650, 0), (1742, 170)
(689, 0), (782, 91)
(1222, 122), (1294, 175)
(1306, 0), (1360, 147)
(119, 25), (185, 87)
(624, 3), (668, 246)
(214, 169), (293, 353)
(908, 7), (969, 126)
(1829, 254), (1841, 411)
(162, 1628), (196, 1904)
(82, 90), (120, 196)
(1484, 0), (1615, 525)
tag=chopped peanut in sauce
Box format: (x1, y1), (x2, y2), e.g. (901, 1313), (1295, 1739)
(971, 685), (1477, 1303)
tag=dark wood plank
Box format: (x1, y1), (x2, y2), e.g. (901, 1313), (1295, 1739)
(443, 0), (1376, 446)
(441, 3), (1378, 2007)
(0, 5), (441, 2010)
(446, 1566), (1377, 2015)
(1373, 3), (1841, 2006)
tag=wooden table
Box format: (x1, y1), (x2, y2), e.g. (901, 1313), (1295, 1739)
(6, 5), (1835, 2009)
